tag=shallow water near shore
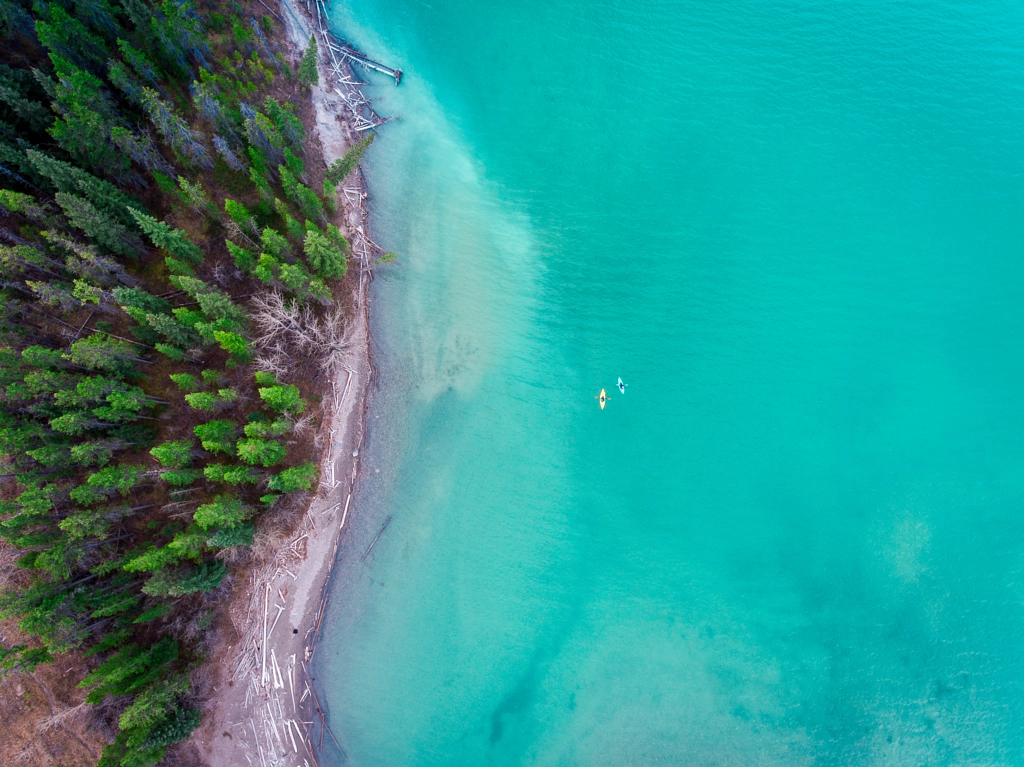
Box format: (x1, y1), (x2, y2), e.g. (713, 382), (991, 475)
(316, 1), (1024, 764)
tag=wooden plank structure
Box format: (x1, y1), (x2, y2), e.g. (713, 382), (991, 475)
(309, 0), (401, 133)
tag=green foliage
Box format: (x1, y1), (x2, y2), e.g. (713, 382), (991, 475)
(295, 182), (325, 222)
(207, 522), (254, 548)
(150, 440), (194, 468)
(258, 382), (305, 413)
(26, 150), (137, 228)
(235, 437), (287, 467)
(325, 133), (375, 187)
(56, 192), (140, 258)
(184, 389), (237, 411)
(0, 642), (54, 674)
(213, 330), (253, 363)
(274, 198), (305, 240)
(303, 226), (346, 279)
(169, 373), (201, 391)
(193, 495), (250, 529)
(142, 561), (226, 598)
(297, 35), (318, 87)
(283, 146), (304, 178)
(224, 198), (257, 236)
(204, 463), (260, 485)
(194, 419), (236, 454)
(145, 705), (201, 747)
(268, 462), (317, 493)
(45, 55), (129, 175)
(128, 207), (204, 265)
(261, 227), (291, 259)
(159, 468), (203, 486)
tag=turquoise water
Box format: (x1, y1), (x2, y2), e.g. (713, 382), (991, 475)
(316, 1), (1024, 764)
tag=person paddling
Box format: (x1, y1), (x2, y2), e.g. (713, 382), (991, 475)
(617, 377), (627, 393)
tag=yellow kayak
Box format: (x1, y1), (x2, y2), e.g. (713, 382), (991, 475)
(596, 388), (608, 410)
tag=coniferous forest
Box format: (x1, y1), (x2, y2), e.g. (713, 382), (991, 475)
(0, 0), (371, 763)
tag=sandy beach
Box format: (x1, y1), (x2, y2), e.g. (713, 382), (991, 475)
(194, 2), (380, 764)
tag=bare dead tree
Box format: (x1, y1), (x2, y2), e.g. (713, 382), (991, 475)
(249, 290), (351, 378)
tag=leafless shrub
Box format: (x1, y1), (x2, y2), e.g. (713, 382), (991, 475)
(0, 541), (21, 591)
(292, 411), (316, 438)
(249, 524), (290, 564)
(214, 545), (251, 566)
(12, 742), (39, 764)
(36, 701), (89, 734)
(249, 290), (351, 378)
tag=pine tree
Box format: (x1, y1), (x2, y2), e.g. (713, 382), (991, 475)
(303, 227), (346, 278)
(213, 330), (253, 363)
(67, 335), (142, 376)
(297, 35), (318, 88)
(138, 86), (211, 169)
(45, 57), (128, 175)
(169, 372), (201, 391)
(263, 97), (305, 149)
(267, 461), (317, 493)
(117, 39), (162, 88)
(193, 419), (235, 454)
(224, 199), (257, 237)
(227, 240), (255, 272)
(283, 147), (304, 179)
(150, 440), (194, 468)
(85, 463), (147, 495)
(26, 150), (138, 228)
(192, 494), (249, 529)
(295, 183), (325, 223)
(55, 192), (139, 257)
(128, 208), (204, 265)
(176, 176), (211, 215)
(325, 133), (375, 187)
(235, 437), (286, 467)
(274, 198), (304, 241)
(35, 4), (109, 69)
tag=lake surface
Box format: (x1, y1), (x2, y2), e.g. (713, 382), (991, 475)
(316, 1), (1024, 764)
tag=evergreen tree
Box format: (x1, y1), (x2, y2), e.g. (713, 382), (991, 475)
(128, 207), (204, 265)
(258, 381), (305, 413)
(150, 440), (194, 468)
(227, 240), (255, 272)
(303, 226), (346, 278)
(295, 183), (325, 222)
(325, 133), (375, 187)
(297, 35), (318, 87)
(45, 56), (128, 175)
(223, 198), (257, 237)
(267, 461), (317, 493)
(263, 97), (304, 149)
(192, 494), (249, 529)
(193, 419), (235, 454)
(235, 437), (286, 467)
(138, 86), (211, 169)
(26, 150), (138, 228)
(274, 197), (304, 240)
(55, 192), (139, 257)
(213, 330), (253, 363)
(117, 39), (162, 88)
